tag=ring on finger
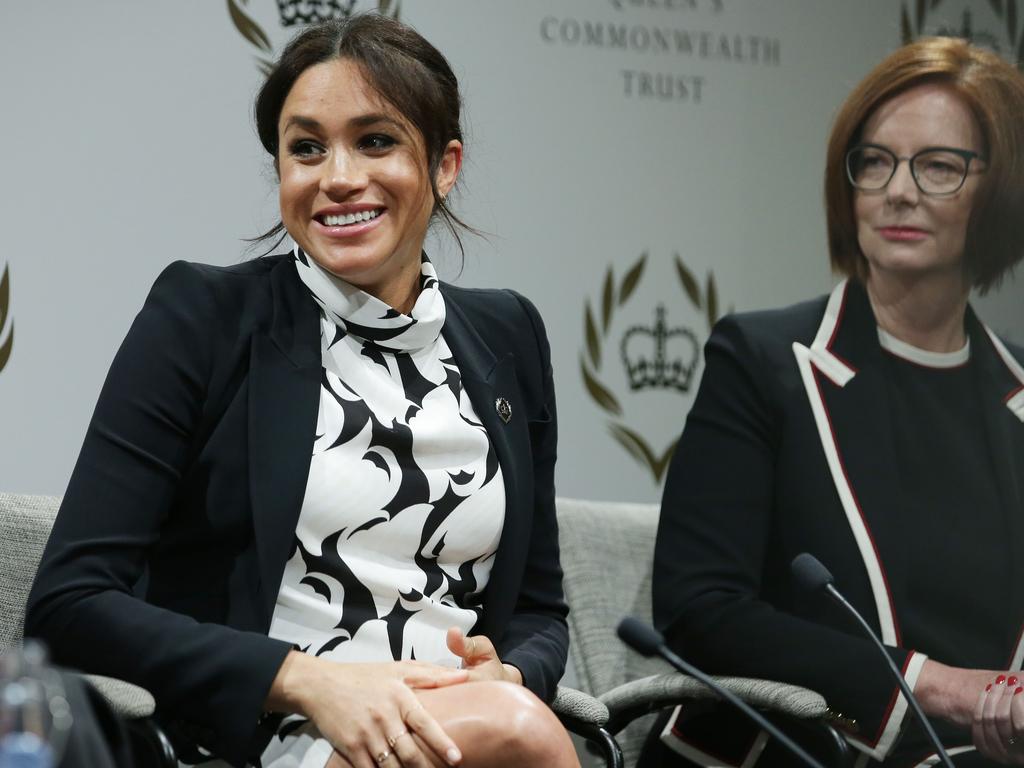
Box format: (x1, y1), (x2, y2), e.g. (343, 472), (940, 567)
(375, 749), (392, 764)
(1010, 736), (1018, 746)
(387, 730), (409, 749)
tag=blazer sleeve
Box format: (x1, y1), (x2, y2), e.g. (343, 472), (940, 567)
(494, 291), (569, 703)
(25, 262), (293, 767)
(653, 314), (922, 759)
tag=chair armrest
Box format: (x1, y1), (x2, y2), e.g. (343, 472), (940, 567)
(83, 675), (178, 767)
(551, 687), (623, 768)
(599, 673), (827, 733)
(551, 685), (610, 727)
(708, 676), (827, 718)
(83, 674), (156, 719)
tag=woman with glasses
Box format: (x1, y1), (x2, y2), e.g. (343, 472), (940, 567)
(644, 38), (1024, 767)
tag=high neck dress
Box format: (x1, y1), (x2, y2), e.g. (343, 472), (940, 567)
(258, 248), (506, 768)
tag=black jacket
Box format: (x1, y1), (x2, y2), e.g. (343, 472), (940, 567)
(654, 279), (1024, 764)
(26, 254), (568, 766)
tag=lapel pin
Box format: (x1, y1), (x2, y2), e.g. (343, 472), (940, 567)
(495, 397), (512, 424)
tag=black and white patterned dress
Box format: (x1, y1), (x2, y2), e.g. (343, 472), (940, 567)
(260, 248), (506, 767)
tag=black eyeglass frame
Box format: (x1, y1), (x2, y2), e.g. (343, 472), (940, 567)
(845, 142), (986, 197)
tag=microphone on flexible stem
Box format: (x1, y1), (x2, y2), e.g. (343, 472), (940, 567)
(617, 617), (826, 768)
(790, 553), (955, 768)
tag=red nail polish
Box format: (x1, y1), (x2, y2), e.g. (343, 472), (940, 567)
(1016, 687), (1023, 695)
(1011, 676), (1019, 687)
(997, 675), (1008, 685)
(987, 683), (993, 691)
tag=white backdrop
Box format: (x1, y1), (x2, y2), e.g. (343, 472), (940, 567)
(1, 0), (1021, 501)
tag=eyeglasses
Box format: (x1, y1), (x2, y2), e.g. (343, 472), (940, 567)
(845, 143), (985, 196)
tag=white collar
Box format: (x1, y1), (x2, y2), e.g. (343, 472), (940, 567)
(292, 246), (446, 353)
(877, 327), (970, 368)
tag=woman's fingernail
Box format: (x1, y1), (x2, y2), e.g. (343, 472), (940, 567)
(1011, 676), (1019, 687)
(1016, 687), (1023, 695)
(987, 683), (993, 691)
(447, 747), (462, 764)
(997, 675), (1008, 685)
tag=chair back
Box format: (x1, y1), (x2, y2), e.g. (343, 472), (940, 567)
(0, 493), (61, 652)
(556, 496), (670, 764)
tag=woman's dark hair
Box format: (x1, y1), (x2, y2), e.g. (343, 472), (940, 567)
(252, 13), (473, 255)
(825, 36), (1024, 293)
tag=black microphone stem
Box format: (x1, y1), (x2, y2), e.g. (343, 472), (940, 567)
(824, 584), (955, 768)
(657, 643), (828, 768)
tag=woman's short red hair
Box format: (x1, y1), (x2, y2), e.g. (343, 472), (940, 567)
(825, 37), (1024, 293)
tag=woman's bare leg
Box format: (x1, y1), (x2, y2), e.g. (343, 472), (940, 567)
(413, 681), (579, 767)
(326, 681), (579, 768)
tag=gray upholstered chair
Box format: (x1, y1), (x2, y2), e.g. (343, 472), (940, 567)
(0, 492), (176, 766)
(552, 496), (851, 768)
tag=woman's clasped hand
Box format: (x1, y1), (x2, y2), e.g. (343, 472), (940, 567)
(975, 674), (1024, 765)
(273, 628), (531, 767)
(271, 651), (468, 768)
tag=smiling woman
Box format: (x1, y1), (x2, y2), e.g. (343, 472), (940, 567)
(25, 13), (578, 768)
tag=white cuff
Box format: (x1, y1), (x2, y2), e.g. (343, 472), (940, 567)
(847, 651), (928, 762)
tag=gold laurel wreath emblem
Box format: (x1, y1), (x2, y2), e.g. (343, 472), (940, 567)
(901, 0), (1024, 67)
(228, 0), (402, 75)
(0, 265), (13, 375)
(580, 253), (722, 484)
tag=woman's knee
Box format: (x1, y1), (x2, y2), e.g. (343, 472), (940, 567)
(421, 681), (575, 765)
(473, 682), (575, 764)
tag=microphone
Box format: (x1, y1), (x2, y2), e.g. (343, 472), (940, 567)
(790, 554), (955, 768)
(617, 615), (664, 657)
(790, 552), (834, 593)
(617, 617), (826, 768)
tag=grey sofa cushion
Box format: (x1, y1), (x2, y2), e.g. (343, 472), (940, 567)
(0, 494), (155, 719)
(0, 492), (60, 651)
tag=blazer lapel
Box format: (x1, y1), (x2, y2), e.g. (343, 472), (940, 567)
(820, 283), (910, 643)
(793, 280), (906, 645)
(441, 293), (527, 638)
(249, 261), (322, 625)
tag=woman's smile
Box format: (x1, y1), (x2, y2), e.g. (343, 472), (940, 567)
(314, 204), (387, 236)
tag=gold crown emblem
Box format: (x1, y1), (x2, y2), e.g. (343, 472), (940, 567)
(229, 1), (402, 75)
(621, 305), (699, 393)
(277, 0), (356, 27)
(581, 253), (727, 483)
(901, 0), (1024, 67)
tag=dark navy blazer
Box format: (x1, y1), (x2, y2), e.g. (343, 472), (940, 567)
(654, 279), (1024, 764)
(26, 254), (568, 767)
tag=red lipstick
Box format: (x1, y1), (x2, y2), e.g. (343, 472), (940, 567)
(878, 226), (928, 242)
